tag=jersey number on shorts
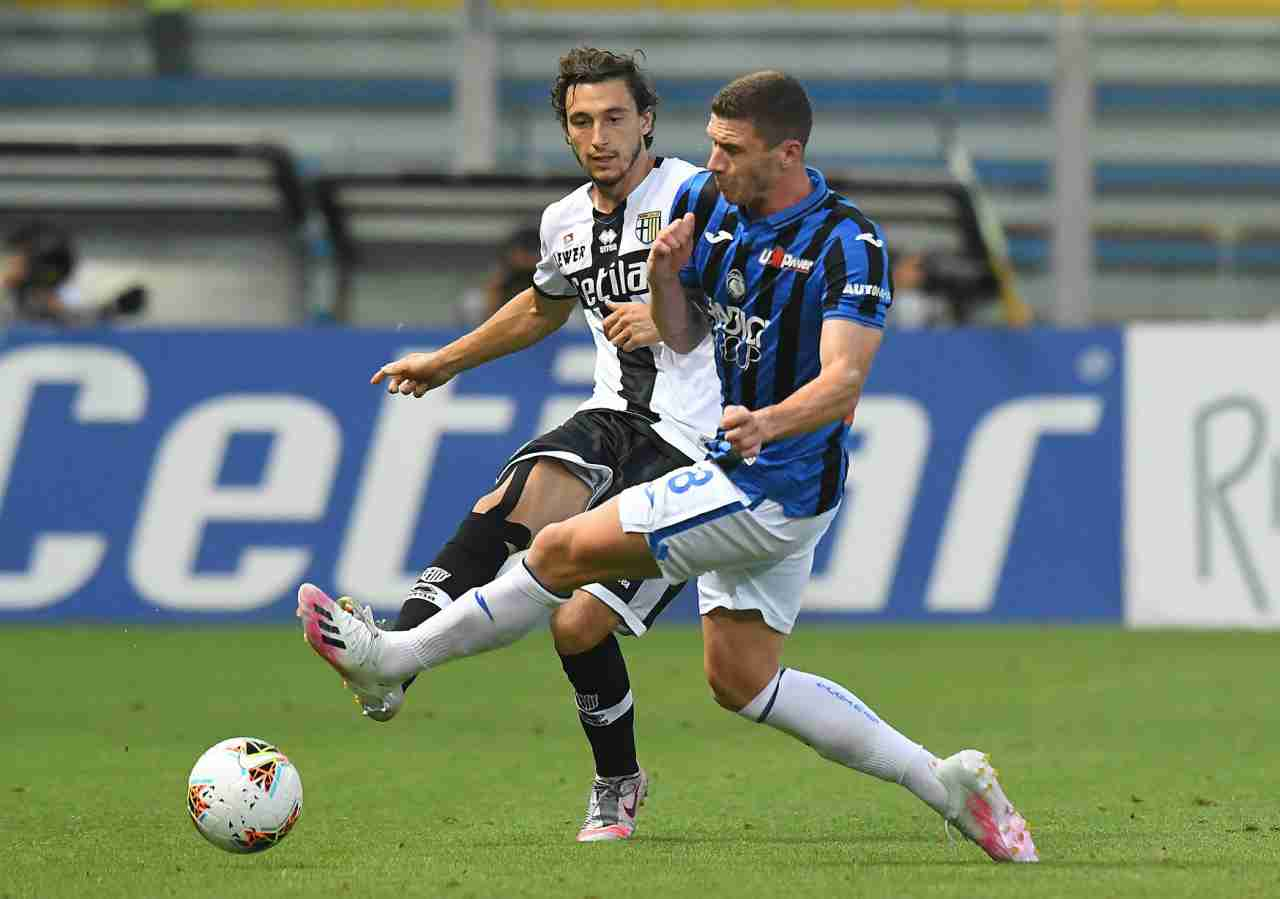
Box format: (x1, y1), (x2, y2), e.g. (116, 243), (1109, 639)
(666, 468), (714, 494)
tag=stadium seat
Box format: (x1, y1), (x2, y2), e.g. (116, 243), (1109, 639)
(1237, 227), (1280, 271)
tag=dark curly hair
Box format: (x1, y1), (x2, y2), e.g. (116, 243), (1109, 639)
(550, 47), (659, 149)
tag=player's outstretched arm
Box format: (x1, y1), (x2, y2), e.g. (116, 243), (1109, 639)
(371, 286), (575, 397)
(647, 212), (708, 354)
(721, 319), (882, 459)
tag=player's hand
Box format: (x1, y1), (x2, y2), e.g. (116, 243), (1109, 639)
(647, 212), (696, 281)
(369, 351), (456, 398)
(720, 404), (768, 461)
(602, 301), (660, 351)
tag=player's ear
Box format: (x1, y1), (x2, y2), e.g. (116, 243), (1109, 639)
(640, 108), (654, 141)
(778, 138), (803, 170)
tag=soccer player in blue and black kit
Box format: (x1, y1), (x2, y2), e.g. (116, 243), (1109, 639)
(302, 70), (1039, 862)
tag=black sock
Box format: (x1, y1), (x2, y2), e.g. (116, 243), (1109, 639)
(394, 512), (527, 631)
(560, 634), (639, 779)
(395, 512), (530, 692)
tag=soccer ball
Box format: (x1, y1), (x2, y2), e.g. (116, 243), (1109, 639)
(186, 737), (303, 853)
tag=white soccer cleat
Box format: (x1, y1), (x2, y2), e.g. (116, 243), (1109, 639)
(935, 749), (1039, 863)
(296, 584), (404, 720)
(577, 769), (648, 842)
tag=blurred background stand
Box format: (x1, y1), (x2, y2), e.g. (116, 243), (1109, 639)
(0, 135), (310, 325)
(143, 0), (194, 77)
(315, 168), (1019, 327)
(0, 1), (1277, 324)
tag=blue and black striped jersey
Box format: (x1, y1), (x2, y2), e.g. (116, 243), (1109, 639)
(670, 167), (892, 518)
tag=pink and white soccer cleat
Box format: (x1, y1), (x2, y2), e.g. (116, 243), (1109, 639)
(296, 583), (403, 720)
(577, 769), (648, 842)
(934, 749), (1039, 862)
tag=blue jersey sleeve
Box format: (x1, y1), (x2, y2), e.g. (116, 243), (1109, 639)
(816, 220), (893, 329)
(668, 170), (714, 291)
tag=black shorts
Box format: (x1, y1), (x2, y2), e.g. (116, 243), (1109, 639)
(496, 409), (692, 636)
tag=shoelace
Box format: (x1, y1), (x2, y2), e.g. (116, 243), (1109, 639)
(335, 598), (397, 715)
(582, 777), (632, 828)
(339, 598), (382, 639)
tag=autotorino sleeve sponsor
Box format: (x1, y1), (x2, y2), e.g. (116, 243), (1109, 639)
(533, 203), (578, 300)
(818, 221), (893, 330)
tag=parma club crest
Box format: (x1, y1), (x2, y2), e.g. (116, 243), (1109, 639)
(635, 210), (662, 245)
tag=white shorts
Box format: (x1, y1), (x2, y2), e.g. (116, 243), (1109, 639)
(616, 460), (838, 634)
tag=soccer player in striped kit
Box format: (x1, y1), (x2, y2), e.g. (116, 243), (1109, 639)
(334, 48), (719, 842)
(304, 70), (1038, 863)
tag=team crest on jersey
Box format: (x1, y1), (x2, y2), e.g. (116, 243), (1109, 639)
(635, 210), (662, 245)
(726, 269), (747, 300)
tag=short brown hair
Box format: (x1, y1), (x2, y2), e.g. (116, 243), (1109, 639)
(550, 47), (659, 148)
(710, 71), (812, 149)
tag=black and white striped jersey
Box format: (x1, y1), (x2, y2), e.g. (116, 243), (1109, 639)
(532, 157), (720, 461)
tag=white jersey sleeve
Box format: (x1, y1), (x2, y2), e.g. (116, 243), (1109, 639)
(533, 203), (578, 299)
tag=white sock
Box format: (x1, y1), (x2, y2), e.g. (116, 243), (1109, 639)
(377, 561), (557, 681)
(738, 668), (949, 815)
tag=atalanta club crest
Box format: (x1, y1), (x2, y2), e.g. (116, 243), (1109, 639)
(635, 210), (662, 245)
(726, 269), (746, 300)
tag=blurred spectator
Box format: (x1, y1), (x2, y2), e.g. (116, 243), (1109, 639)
(3, 222), (82, 324)
(457, 224), (542, 327)
(3, 222), (147, 326)
(890, 247), (1026, 327)
(145, 0), (195, 76)
(889, 250), (950, 328)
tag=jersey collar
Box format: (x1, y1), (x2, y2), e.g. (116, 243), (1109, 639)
(740, 167), (829, 231)
(590, 155), (662, 217)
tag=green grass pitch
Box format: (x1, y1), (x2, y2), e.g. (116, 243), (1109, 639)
(3, 625), (1279, 898)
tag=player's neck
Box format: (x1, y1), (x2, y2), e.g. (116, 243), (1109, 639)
(591, 152), (656, 215)
(747, 165), (813, 220)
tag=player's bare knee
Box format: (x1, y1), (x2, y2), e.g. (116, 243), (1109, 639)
(528, 521), (580, 586)
(550, 600), (594, 655)
(551, 596), (615, 655)
(475, 459), (589, 535)
(527, 524), (561, 573)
